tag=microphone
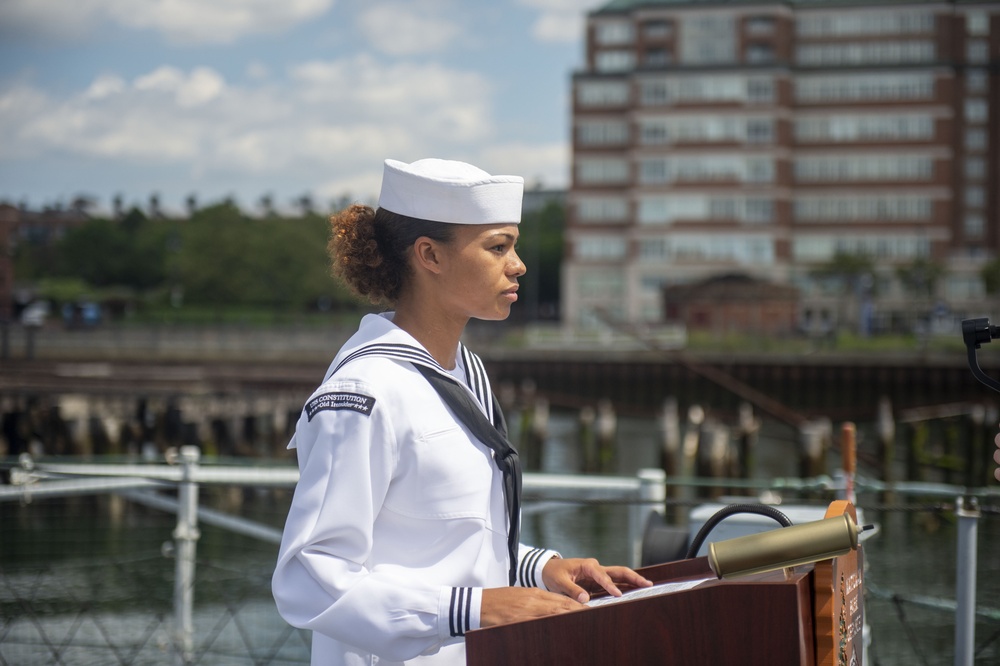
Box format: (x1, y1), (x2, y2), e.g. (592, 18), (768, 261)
(707, 513), (874, 579)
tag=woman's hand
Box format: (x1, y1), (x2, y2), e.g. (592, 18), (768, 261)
(480, 586), (586, 627)
(541, 557), (653, 604)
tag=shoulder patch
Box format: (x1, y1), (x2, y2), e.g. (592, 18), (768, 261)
(305, 392), (377, 420)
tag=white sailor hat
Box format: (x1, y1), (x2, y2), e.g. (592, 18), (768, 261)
(377, 158), (523, 225)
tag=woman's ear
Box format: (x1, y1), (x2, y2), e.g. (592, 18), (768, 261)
(412, 236), (446, 275)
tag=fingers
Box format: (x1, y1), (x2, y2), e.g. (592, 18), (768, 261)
(546, 558), (653, 603)
(603, 565), (654, 590)
(480, 587), (585, 627)
(995, 433), (1000, 481)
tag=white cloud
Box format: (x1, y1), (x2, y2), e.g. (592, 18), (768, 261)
(358, 3), (461, 56)
(134, 66), (225, 107)
(0, 56), (507, 202)
(480, 142), (568, 189)
(85, 74), (127, 100)
(0, 0), (334, 44)
(516, 0), (605, 43)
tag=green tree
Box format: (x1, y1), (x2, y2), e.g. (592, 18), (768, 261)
(896, 257), (946, 299)
(981, 257), (1000, 296)
(174, 203), (358, 311)
(517, 199), (565, 321)
(56, 209), (169, 290)
(809, 251), (877, 334)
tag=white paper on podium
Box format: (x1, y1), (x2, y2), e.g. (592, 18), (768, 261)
(585, 577), (713, 607)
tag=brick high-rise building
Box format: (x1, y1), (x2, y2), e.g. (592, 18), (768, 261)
(565, 0), (999, 333)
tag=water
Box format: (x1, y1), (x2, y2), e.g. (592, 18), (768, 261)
(1, 412), (999, 665)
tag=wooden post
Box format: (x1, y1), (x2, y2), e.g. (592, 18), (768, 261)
(659, 397), (680, 479)
(578, 406), (596, 473)
(799, 419), (832, 494)
(528, 396), (549, 471)
(968, 404), (986, 487)
(840, 422), (856, 504)
(596, 399), (616, 473)
(876, 397), (895, 503)
(681, 405), (704, 504)
(736, 402), (759, 493)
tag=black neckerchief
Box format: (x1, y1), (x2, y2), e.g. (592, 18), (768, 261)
(414, 364), (521, 586)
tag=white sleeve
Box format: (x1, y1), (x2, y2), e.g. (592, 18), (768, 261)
(515, 544), (561, 590)
(271, 383), (468, 661)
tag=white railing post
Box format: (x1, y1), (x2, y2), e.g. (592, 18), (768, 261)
(633, 468), (666, 568)
(173, 446), (201, 665)
(954, 495), (979, 666)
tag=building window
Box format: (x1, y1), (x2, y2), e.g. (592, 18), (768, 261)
(595, 21), (634, 46)
(965, 99), (988, 124)
(576, 158), (630, 184)
(965, 128), (987, 151)
(644, 48), (671, 67)
(795, 113), (934, 142)
(966, 186), (985, 208)
(797, 41), (935, 66)
(576, 196), (629, 223)
(746, 44), (775, 64)
(638, 195), (709, 225)
(746, 157), (774, 183)
(967, 69), (989, 94)
(576, 81), (630, 107)
(639, 238), (670, 261)
(966, 156), (986, 179)
(746, 119), (774, 143)
(964, 214), (985, 238)
(576, 236), (627, 260)
(746, 16), (775, 35)
(967, 40), (989, 63)
(797, 12), (934, 37)
(576, 121), (630, 146)
(639, 120), (670, 145)
(795, 155), (933, 182)
(577, 270), (625, 298)
(595, 50), (637, 73)
(648, 234), (774, 264)
(639, 79), (671, 106)
(967, 12), (989, 36)
(796, 72), (934, 102)
(792, 235), (930, 261)
(747, 77), (774, 103)
(642, 20), (673, 39)
(945, 275), (986, 300)
(745, 198), (774, 222)
(795, 195), (933, 221)
(639, 159), (669, 184)
(681, 16), (736, 64)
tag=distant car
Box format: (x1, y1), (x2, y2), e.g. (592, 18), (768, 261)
(20, 300), (50, 327)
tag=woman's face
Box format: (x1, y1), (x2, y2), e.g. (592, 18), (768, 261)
(436, 223), (526, 321)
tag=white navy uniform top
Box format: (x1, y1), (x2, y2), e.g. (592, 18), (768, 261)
(272, 313), (559, 666)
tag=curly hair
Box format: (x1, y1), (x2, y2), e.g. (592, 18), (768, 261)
(328, 204), (455, 306)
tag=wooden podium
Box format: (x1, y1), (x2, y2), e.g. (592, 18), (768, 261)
(467, 502), (864, 666)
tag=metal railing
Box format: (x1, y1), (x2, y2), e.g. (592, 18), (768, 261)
(2, 452), (997, 666)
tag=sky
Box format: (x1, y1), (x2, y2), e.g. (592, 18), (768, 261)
(0, 0), (607, 216)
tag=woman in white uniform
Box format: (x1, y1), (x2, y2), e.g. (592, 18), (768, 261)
(272, 158), (651, 665)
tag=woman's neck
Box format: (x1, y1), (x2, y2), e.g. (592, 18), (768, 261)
(391, 304), (467, 370)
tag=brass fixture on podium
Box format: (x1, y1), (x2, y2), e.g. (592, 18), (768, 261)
(706, 512), (873, 579)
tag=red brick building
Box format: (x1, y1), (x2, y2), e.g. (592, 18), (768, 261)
(663, 273), (800, 335)
(564, 0), (999, 333)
